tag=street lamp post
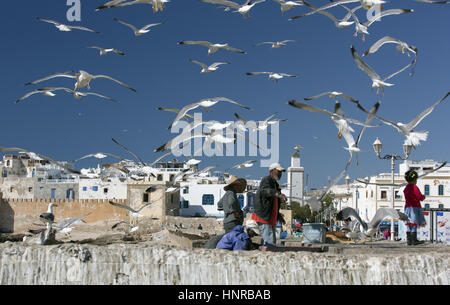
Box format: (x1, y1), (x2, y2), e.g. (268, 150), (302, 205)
(373, 137), (413, 241)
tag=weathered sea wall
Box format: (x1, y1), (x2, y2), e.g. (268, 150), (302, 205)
(1, 243), (448, 285)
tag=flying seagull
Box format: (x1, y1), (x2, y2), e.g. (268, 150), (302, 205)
(0, 147), (80, 175)
(72, 152), (125, 163)
(37, 17), (100, 33)
(113, 18), (163, 36)
(287, 100), (379, 139)
(167, 97), (250, 130)
(362, 36), (418, 76)
(189, 59), (231, 73)
(112, 219), (151, 233)
(178, 41), (247, 55)
(351, 45), (413, 95)
(157, 107), (195, 120)
(232, 160), (257, 169)
(199, 0), (266, 19)
(111, 137), (147, 167)
(97, 0), (170, 12)
(25, 70), (136, 93)
(295, 1), (356, 28)
(337, 207), (409, 240)
(272, 0), (304, 15)
(16, 87), (118, 103)
(108, 201), (155, 218)
(304, 91), (359, 103)
(86, 46), (125, 56)
(358, 91), (450, 147)
(255, 40), (297, 48)
(306, 169), (346, 212)
(246, 71), (298, 82)
(234, 112), (287, 133)
(414, 0), (450, 3)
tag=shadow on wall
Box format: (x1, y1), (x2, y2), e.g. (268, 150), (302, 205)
(0, 198), (14, 233)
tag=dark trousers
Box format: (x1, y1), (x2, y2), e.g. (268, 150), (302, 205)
(224, 221), (241, 233)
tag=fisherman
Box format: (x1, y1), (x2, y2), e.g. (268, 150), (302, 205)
(217, 176), (247, 233)
(216, 220), (261, 251)
(251, 163), (287, 246)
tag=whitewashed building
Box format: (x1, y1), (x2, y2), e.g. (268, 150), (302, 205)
(286, 148), (304, 206)
(78, 177), (128, 200)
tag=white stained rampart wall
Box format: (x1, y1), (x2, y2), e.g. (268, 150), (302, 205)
(0, 243), (448, 285)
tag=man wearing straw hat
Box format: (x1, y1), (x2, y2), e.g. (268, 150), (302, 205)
(218, 175), (248, 233)
(251, 162), (287, 246)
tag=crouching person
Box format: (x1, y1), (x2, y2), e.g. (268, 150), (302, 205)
(216, 220), (261, 251)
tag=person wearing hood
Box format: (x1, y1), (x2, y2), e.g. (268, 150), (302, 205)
(216, 220), (261, 251)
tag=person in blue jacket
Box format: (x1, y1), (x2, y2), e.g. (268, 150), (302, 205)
(216, 220), (261, 251)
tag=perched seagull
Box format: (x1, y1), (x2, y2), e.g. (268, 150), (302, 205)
(108, 201), (153, 217)
(15, 87), (118, 103)
(232, 160), (257, 169)
(287, 100), (379, 139)
(37, 17), (100, 33)
(255, 40), (297, 48)
(272, 0), (304, 15)
(97, 0), (170, 12)
(296, 1), (356, 28)
(167, 97), (250, 130)
(358, 91), (450, 147)
(0, 147), (80, 175)
(304, 91), (359, 103)
(72, 152), (124, 163)
(178, 41), (247, 55)
(199, 0), (266, 19)
(341, 101), (380, 168)
(86, 46), (125, 56)
(113, 18), (163, 36)
(351, 45), (413, 95)
(39, 203), (57, 230)
(337, 207), (409, 240)
(246, 71), (298, 82)
(25, 70), (136, 93)
(189, 59), (231, 73)
(306, 169), (346, 212)
(362, 36), (418, 76)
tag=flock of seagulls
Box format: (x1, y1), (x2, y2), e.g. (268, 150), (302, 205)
(8, 0), (450, 239)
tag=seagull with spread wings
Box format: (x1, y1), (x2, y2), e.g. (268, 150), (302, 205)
(113, 18), (163, 36)
(306, 169), (347, 212)
(87, 46), (125, 56)
(255, 40), (297, 48)
(351, 45), (413, 95)
(272, 0), (304, 15)
(246, 71), (298, 82)
(362, 36), (418, 76)
(109, 201), (156, 218)
(189, 59), (231, 73)
(72, 152), (124, 163)
(294, 1), (357, 29)
(178, 40), (246, 55)
(37, 17), (100, 33)
(358, 91), (450, 147)
(304, 91), (359, 103)
(97, 0), (170, 12)
(25, 70), (136, 93)
(199, 0), (266, 19)
(15, 87), (118, 104)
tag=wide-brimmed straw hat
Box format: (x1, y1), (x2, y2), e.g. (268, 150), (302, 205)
(224, 175), (247, 191)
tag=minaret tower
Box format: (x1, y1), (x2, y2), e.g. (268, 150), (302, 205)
(287, 145), (305, 206)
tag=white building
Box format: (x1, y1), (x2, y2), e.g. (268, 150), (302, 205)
(286, 148), (304, 206)
(78, 177), (128, 200)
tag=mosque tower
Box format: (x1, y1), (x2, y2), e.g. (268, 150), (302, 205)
(287, 145), (305, 206)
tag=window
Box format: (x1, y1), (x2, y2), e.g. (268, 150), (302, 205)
(438, 185), (444, 196)
(202, 194), (214, 205)
(28, 187), (33, 192)
(6, 160), (10, 167)
(51, 189), (56, 199)
(169, 174), (175, 182)
(103, 188), (108, 194)
(181, 200), (189, 209)
(92, 186), (98, 192)
(157, 174), (163, 181)
(66, 189), (74, 199)
(10, 186), (15, 193)
(424, 185), (430, 196)
(82, 187), (87, 191)
(424, 203), (430, 209)
(371, 190), (373, 198)
(183, 187), (189, 194)
(395, 191), (401, 199)
(238, 195), (244, 209)
(381, 191), (387, 199)
(143, 193), (149, 203)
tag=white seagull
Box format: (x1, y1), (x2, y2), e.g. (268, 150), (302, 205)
(97, 0), (170, 13)
(272, 0), (304, 15)
(414, 0), (450, 3)
(178, 41), (247, 55)
(157, 107), (195, 120)
(87, 46), (126, 56)
(234, 112), (287, 133)
(37, 17), (100, 33)
(167, 97), (250, 130)
(232, 160), (257, 169)
(255, 40), (297, 48)
(306, 169), (346, 212)
(39, 203), (58, 230)
(351, 45), (413, 95)
(72, 152), (124, 163)
(199, 0), (266, 19)
(337, 207), (409, 241)
(358, 91), (450, 147)
(246, 71), (298, 82)
(362, 36), (418, 76)
(304, 91), (359, 103)
(113, 18), (163, 36)
(295, 1), (357, 28)
(25, 70), (136, 93)
(108, 201), (153, 218)
(16, 87), (118, 103)
(189, 59), (231, 73)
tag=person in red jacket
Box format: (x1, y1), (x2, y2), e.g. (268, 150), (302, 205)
(403, 169), (426, 246)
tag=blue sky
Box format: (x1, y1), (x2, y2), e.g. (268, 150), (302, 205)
(1, 0), (449, 189)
